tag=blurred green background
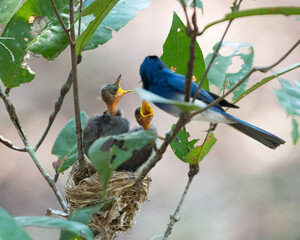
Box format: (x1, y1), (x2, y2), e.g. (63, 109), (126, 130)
(0, 0), (300, 239)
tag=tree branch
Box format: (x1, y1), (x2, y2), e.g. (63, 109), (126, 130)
(69, 0), (85, 166)
(0, 85), (69, 213)
(50, 0), (74, 45)
(134, 115), (191, 185)
(163, 164), (199, 240)
(0, 135), (26, 152)
(193, 0), (243, 102)
(0, 86), (27, 144)
(35, 70), (73, 150)
(26, 146), (69, 213)
(191, 38), (300, 118)
(183, 1), (198, 102)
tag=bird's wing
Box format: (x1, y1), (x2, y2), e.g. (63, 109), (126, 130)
(165, 73), (222, 108)
(165, 72), (238, 109)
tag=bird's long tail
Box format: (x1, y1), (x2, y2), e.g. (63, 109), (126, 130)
(227, 117), (285, 149)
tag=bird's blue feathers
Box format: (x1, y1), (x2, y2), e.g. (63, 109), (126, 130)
(140, 55), (285, 149)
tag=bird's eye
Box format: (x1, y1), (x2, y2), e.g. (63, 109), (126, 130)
(109, 86), (118, 95)
(135, 108), (141, 116)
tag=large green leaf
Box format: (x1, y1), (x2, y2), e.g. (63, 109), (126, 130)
(160, 12), (209, 90)
(15, 216), (93, 240)
(233, 62), (300, 104)
(51, 112), (88, 173)
(170, 125), (199, 162)
(60, 201), (112, 240)
(82, 0), (151, 51)
(136, 88), (203, 112)
(184, 133), (217, 164)
(0, 0), (22, 24)
(89, 130), (157, 195)
(0, 208), (31, 240)
(202, 7), (300, 33)
(205, 41), (254, 99)
(0, 0), (70, 88)
(75, 0), (120, 55)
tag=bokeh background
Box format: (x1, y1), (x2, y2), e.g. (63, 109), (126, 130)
(1, 0), (300, 239)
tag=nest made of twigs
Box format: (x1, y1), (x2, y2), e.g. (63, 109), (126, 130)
(65, 161), (150, 240)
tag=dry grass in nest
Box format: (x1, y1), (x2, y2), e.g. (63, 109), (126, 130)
(65, 162), (150, 240)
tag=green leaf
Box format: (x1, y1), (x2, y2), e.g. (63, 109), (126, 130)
(0, 0), (70, 88)
(15, 216), (93, 240)
(82, 0), (151, 51)
(205, 41), (254, 99)
(202, 7), (300, 33)
(184, 133), (217, 164)
(274, 80), (300, 117)
(160, 12), (209, 90)
(136, 88), (203, 112)
(76, 0), (120, 55)
(89, 130), (156, 195)
(170, 126), (199, 162)
(233, 62), (300, 104)
(60, 201), (112, 240)
(0, 0), (22, 24)
(51, 112), (88, 173)
(0, 208), (32, 240)
(28, 2), (70, 60)
(291, 118), (299, 145)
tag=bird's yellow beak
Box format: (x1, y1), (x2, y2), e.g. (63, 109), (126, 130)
(114, 74), (133, 95)
(140, 100), (154, 117)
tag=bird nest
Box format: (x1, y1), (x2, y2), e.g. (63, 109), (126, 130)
(65, 161), (150, 240)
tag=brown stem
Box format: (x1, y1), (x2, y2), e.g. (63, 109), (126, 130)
(0, 135), (26, 152)
(69, 0), (85, 166)
(192, 0), (243, 102)
(50, 0), (74, 45)
(134, 114), (191, 185)
(0, 85), (68, 212)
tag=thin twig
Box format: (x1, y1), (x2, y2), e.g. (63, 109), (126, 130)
(134, 115), (191, 185)
(26, 146), (69, 213)
(50, 0), (74, 45)
(0, 86), (26, 144)
(0, 85), (69, 213)
(184, 0), (198, 102)
(0, 135), (26, 152)
(193, 0), (243, 102)
(163, 123), (216, 239)
(77, 0), (83, 37)
(35, 70), (73, 150)
(191, 38), (300, 118)
(69, 0), (85, 166)
(179, 0), (192, 31)
(135, 0), (200, 185)
(162, 171), (195, 240)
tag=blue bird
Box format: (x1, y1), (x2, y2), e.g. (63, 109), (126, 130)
(140, 55), (285, 149)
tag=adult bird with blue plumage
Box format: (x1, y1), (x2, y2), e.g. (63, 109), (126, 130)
(139, 55), (285, 149)
(116, 101), (156, 172)
(83, 75), (132, 156)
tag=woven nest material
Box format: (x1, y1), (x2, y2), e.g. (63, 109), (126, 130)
(65, 161), (150, 240)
